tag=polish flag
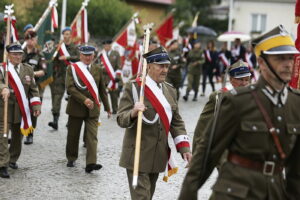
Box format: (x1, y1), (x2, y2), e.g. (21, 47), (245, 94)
(112, 18), (140, 81)
(71, 8), (88, 44)
(155, 14), (173, 47)
(51, 6), (58, 32)
(4, 15), (19, 42)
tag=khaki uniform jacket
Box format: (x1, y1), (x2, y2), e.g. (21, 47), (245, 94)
(0, 63), (41, 123)
(167, 49), (184, 80)
(117, 80), (190, 173)
(179, 77), (300, 200)
(65, 63), (110, 118)
(187, 48), (204, 75)
(102, 50), (121, 86)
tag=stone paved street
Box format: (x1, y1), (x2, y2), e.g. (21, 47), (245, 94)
(0, 84), (220, 200)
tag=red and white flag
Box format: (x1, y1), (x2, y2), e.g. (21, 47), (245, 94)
(112, 18), (140, 80)
(71, 8), (88, 44)
(3, 62), (41, 136)
(136, 76), (190, 182)
(51, 6), (58, 32)
(155, 14), (173, 47)
(4, 15), (19, 42)
(100, 50), (121, 90)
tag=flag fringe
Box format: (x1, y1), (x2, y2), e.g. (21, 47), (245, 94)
(39, 76), (53, 89)
(20, 126), (34, 136)
(163, 167), (178, 182)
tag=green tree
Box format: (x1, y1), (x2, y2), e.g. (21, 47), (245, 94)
(172, 0), (227, 35)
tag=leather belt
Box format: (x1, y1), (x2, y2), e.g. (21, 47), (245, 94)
(228, 153), (283, 176)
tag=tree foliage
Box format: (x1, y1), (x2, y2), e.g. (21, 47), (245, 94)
(171, 0), (227, 35)
(1, 0), (133, 39)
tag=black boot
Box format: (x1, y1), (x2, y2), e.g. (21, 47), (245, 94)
(24, 133), (33, 145)
(193, 91), (198, 101)
(183, 90), (189, 101)
(48, 114), (59, 130)
(0, 167), (10, 178)
(85, 163), (102, 173)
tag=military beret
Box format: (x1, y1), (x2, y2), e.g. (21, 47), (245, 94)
(102, 39), (113, 45)
(23, 24), (33, 32)
(251, 25), (299, 57)
(62, 26), (72, 34)
(228, 60), (251, 78)
(143, 46), (171, 65)
(6, 42), (24, 53)
(24, 30), (37, 40)
(79, 45), (95, 55)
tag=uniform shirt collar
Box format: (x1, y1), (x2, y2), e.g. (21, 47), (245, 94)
(261, 82), (288, 106)
(146, 75), (162, 90)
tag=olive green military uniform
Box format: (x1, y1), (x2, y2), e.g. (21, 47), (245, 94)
(184, 48), (204, 100)
(50, 42), (79, 117)
(65, 62), (110, 165)
(179, 77), (300, 200)
(101, 50), (121, 114)
(166, 49), (184, 99)
(117, 79), (190, 200)
(23, 48), (47, 128)
(0, 63), (41, 164)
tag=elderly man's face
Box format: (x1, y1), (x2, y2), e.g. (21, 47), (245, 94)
(259, 54), (294, 83)
(80, 53), (94, 65)
(230, 76), (251, 87)
(147, 63), (169, 83)
(8, 52), (23, 65)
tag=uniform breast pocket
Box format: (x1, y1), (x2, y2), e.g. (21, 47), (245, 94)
(286, 124), (300, 135)
(241, 121), (268, 133)
(23, 75), (32, 86)
(212, 179), (249, 199)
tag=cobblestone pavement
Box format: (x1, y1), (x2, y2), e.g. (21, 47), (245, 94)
(0, 84), (220, 200)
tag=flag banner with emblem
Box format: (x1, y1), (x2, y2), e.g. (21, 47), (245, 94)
(36, 12), (57, 89)
(290, 19), (300, 89)
(71, 8), (88, 44)
(155, 14), (173, 47)
(112, 18), (140, 82)
(4, 15), (18, 42)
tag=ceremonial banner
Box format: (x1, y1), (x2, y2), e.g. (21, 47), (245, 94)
(51, 6), (58, 32)
(71, 8), (88, 44)
(155, 14), (173, 47)
(112, 19), (140, 80)
(37, 13), (57, 88)
(4, 15), (18, 42)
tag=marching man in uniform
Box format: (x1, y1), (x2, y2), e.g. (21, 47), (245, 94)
(117, 46), (192, 199)
(0, 43), (41, 174)
(179, 25), (300, 200)
(65, 45), (111, 173)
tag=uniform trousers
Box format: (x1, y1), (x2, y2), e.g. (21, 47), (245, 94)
(109, 90), (119, 113)
(66, 116), (98, 165)
(50, 78), (65, 115)
(126, 169), (159, 200)
(9, 123), (23, 163)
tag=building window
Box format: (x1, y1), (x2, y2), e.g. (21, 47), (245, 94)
(251, 14), (267, 33)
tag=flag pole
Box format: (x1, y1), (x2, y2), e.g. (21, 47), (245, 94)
(3, 4), (14, 138)
(51, 0), (90, 60)
(22, 0), (58, 49)
(132, 23), (153, 189)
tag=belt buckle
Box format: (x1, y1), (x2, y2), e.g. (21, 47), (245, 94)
(263, 161), (275, 176)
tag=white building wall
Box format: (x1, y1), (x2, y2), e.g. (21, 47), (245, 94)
(233, 1), (296, 38)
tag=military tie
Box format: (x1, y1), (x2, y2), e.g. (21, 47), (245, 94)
(14, 65), (19, 75)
